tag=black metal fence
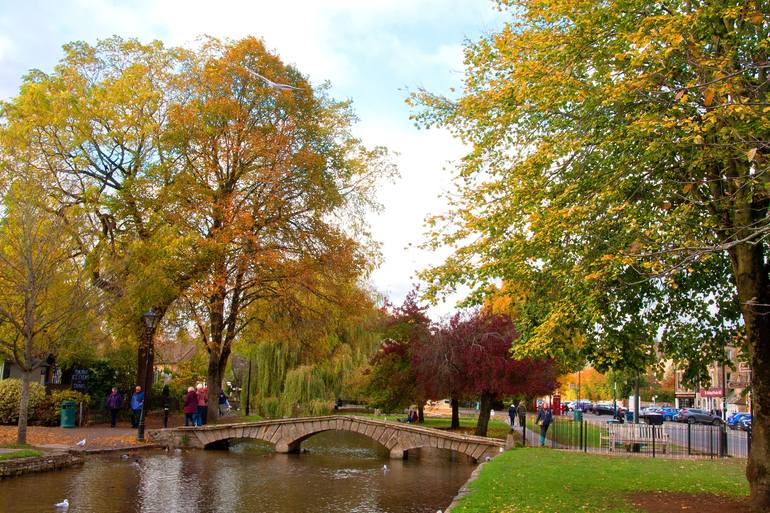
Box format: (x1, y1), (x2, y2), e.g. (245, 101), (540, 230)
(520, 415), (750, 459)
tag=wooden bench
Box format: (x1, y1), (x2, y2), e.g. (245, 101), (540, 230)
(602, 424), (669, 453)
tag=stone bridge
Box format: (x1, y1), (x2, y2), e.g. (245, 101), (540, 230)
(149, 415), (505, 461)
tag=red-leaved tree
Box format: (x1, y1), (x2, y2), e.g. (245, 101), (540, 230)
(420, 310), (558, 436)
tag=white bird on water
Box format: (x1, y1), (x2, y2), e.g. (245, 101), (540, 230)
(75, 439), (86, 447)
(243, 68), (302, 91)
(54, 498), (69, 509)
(382, 464), (389, 472)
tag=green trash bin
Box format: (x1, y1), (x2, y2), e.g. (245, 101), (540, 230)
(573, 410), (583, 422)
(60, 400), (77, 428)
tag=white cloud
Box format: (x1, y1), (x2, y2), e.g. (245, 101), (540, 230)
(0, 0), (504, 319)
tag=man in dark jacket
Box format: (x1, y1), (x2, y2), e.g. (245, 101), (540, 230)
(508, 403), (517, 429)
(536, 406), (553, 446)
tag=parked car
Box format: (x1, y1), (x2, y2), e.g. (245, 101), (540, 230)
(640, 407), (665, 424)
(567, 400), (593, 412)
(592, 403), (622, 416)
(660, 407), (678, 421)
(674, 408), (723, 425)
(727, 412), (751, 430)
(738, 416), (752, 432)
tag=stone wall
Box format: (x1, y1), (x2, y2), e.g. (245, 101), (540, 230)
(0, 452), (83, 478)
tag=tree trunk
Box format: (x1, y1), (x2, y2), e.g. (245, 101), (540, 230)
(475, 391), (495, 437)
(17, 369), (30, 445)
(207, 346), (230, 422)
(731, 242), (770, 512)
(451, 397), (460, 429)
(417, 404), (424, 423)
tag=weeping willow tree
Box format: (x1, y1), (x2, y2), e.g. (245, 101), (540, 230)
(235, 284), (384, 418)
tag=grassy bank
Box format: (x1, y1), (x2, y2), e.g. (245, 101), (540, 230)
(451, 448), (748, 513)
(353, 413), (511, 440)
(0, 449), (42, 461)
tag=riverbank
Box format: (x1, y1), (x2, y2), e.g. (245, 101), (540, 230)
(0, 425), (152, 452)
(447, 448), (749, 513)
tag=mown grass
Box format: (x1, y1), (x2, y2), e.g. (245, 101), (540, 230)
(451, 448), (748, 513)
(0, 449), (42, 460)
(352, 412), (512, 440)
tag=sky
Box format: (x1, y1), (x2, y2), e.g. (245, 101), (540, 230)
(0, 0), (507, 318)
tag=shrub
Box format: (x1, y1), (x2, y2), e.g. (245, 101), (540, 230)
(35, 390), (90, 426)
(0, 379), (47, 424)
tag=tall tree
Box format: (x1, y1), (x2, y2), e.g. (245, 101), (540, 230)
(168, 37), (388, 421)
(413, 1), (770, 507)
(436, 310), (557, 437)
(0, 38), (199, 406)
(0, 176), (88, 444)
(365, 291), (433, 419)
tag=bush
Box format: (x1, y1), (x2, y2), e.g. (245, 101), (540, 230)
(35, 390), (90, 426)
(0, 379), (47, 424)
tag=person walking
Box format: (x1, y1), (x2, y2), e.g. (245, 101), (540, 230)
(106, 387), (123, 428)
(218, 389), (229, 416)
(196, 383), (208, 426)
(536, 405), (553, 447)
(184, 387), (198, 426)
(508, 403), (517, 429)
(517, 400), (527, 428)
(130, 386), (144, 428)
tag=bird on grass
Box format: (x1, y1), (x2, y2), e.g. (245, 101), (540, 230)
(243, 68), (302, 91)
(54, 498), (69, 510)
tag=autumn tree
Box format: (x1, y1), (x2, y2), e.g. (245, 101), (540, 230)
(0, 177), (89, 444)
(365, 291), (433, 418)
(413, 1), (769, 507)
(167, 37), (388, 421)
(0, 38), (202, 413)
(432, 310), (557, 437)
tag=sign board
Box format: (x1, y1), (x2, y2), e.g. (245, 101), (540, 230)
(727, 381), (748, 389)
(699, 388), (724, 397)
(71, 368), (89, 392)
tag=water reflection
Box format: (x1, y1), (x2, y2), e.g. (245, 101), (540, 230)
(0, 430), (475, 513)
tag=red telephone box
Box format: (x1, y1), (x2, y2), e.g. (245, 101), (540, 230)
(552, 395), (561, 415)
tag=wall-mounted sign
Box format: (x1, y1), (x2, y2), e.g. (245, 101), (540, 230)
(71, 368), (89, 392)
(699, 388), (724, 397)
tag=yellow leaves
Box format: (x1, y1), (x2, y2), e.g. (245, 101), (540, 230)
(748, 12), (764, 25)
(682, 183), (694, 194)
(703, 88), (715, 107)
(747, 148), (757, 162)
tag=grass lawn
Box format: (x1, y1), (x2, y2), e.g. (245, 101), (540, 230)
(451, 448), (748, 513)
(0, 449), (42, 461)
(352, 413), (511, 440)
(539, 417), (606, 448)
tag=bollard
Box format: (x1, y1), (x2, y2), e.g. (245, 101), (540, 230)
(163, 407), (169, 428)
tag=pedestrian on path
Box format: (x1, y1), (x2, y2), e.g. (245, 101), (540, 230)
(536, 405), (553, 447)
(184, 387), (198, 426)
(508, 403), (517, 429)
(130, 386), (144, 428)
(218, 389), (229, 416)
(196, 383), (208, 426)
(106, 387), (123, 428)
(517, 400), (527, 428)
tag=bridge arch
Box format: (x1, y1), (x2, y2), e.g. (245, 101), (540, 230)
(149, 415), (503, 462)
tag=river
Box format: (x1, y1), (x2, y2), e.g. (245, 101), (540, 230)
(0, 431), (476, 513)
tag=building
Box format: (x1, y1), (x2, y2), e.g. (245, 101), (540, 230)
(0, 358), (60, 385)
(674, 346), (751, 416)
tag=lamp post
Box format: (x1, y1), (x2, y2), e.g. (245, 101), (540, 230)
(245, 357), (252, 416)
(137, 309), (160, 441)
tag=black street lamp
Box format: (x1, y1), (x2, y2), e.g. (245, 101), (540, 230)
(137, 309), (160, 441)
